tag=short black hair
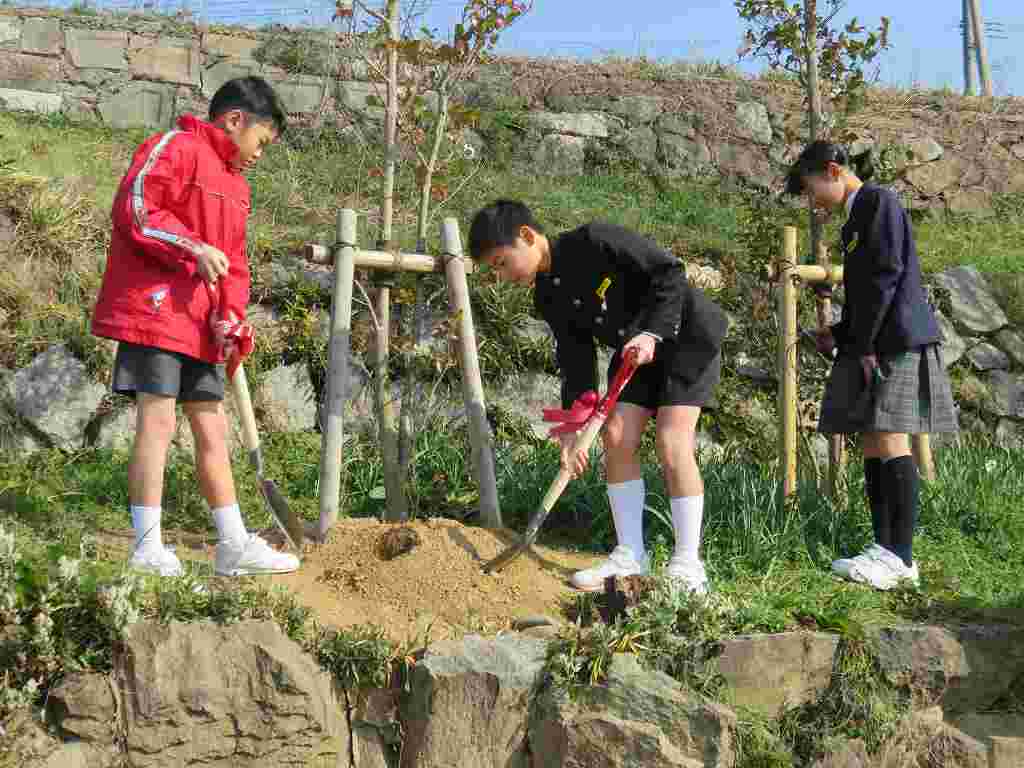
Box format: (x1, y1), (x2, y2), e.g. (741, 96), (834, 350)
(468, 199), (544, 260)
(785, 139), (874, 195)
(209, 76), (288, 136)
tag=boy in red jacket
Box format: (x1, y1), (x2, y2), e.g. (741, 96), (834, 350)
(91, 76), (299, 577)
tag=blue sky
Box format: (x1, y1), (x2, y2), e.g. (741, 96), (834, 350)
(150, 0), (1024, 95)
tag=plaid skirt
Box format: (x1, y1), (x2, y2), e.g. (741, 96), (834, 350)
(818, 344), (959, 436)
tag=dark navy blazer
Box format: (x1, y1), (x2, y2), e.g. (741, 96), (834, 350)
(832, 184), (941, 357)
(534, 222), (729, 409)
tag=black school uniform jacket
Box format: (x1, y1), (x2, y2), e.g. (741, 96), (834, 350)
(832, 184), (941, 358)
(534, 221), (729, 409)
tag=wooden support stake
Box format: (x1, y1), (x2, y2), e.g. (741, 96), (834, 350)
(318, 209), (358, 541)
(912, 433), (936, 482)
(441, 217), (502, 529)
(779, 226), (799, 500)
(814, 240), (847, 500)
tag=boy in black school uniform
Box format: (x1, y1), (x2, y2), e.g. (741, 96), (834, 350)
(468, 200), (729, 595)
(787, 141), (958, 590)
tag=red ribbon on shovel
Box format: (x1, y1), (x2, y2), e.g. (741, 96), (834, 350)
(205, 282), (255, 379)
(541, 348), (640, 437)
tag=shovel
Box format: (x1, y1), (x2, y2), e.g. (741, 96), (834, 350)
(482, 349), (639, 574)
(209, 282), (305, 553)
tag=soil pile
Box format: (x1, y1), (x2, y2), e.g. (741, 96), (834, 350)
(276, 517), (600, 643)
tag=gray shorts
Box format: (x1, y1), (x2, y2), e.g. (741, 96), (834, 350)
(112, 342), (224, 403)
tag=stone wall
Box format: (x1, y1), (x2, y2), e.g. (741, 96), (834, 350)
(4, 6), (1024, 212)
(5, 620), (1024, 767)
(0, 7), (345, 130)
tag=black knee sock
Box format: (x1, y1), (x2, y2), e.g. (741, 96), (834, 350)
(864, 457), (889, 547)
(882, 456), (919, 568)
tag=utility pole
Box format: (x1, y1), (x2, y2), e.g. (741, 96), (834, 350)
(962, 0), (976, 95)
(967, 0), (994, 96)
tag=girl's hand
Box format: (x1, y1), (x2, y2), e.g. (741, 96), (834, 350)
(559, 433), (588, 478)
(622, 333), (657, 366)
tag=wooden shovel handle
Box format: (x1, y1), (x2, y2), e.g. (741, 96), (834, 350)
(230, 362), (260, 455)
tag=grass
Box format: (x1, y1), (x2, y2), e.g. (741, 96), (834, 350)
(3, 428), (1024, 631)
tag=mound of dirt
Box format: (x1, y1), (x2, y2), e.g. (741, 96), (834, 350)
(276, 518), (602, 643)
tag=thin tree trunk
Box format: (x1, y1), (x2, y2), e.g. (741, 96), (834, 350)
(416, 86), (449, 245)
(804, 0), (823, 266)
(382, 0), (399, 246)
(377, 0), (408, 522)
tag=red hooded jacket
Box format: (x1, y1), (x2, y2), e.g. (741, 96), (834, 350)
(91, 114), (251, 365)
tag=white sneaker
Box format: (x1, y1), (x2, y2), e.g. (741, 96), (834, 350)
(215, 534), (300, 577)
(842, 546), (919, 591)
(129, 546), (183, 577)
(570, 545), (649, 592)
(665, 555), (709, 596)
(831, 543), (886, 580)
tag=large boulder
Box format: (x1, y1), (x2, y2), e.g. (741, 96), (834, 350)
(935, 310), (967, 367)
(529, 112), (615, 139)
(260, 362), (318, 432)
(535, 134), (586, 176)
(869, 624), (1024, 714)
(114, 620), (346, 768)
(46, 672), (122, 767)
(7, 344), (106, 451)
(965, 342), (1009, 372)
(529, 654), (736, 767)
(735, 101), (772, 145)
(399, 634), (547, 768)
(488, 372), (562, 441)
(875, 710), (987, 768)
(985, 371), (1024, 419)
(811, 738), (870, 768)
(933, 266), (1008, 334)
(716, 632), (839, 715)
(995, 328), (1024, 368)
(350, 687), (400, 768)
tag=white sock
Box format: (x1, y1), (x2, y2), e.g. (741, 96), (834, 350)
(131, 505), (162, 552)
(608, 479), (646, 560)
(670, 495), (704, 562)
(212, 503), (248, 546)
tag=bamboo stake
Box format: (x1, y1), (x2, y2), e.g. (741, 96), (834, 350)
(815, 240), (847, 500)
(317, 209), (358, 541)
(441, 217), (501, 529)
(912, 434), (936, 482)
(779, 226), (799, 500)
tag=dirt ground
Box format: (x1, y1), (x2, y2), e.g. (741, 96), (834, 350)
(277, 518), (600, 643)
(99, 518), (603, 644)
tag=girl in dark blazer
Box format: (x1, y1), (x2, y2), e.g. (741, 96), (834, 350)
(787, 141), (958, 590)
(468, 200), (729, 595)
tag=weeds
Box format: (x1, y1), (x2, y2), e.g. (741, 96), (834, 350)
(0, 519), (404, 722)
(777, 633), (907, 761)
